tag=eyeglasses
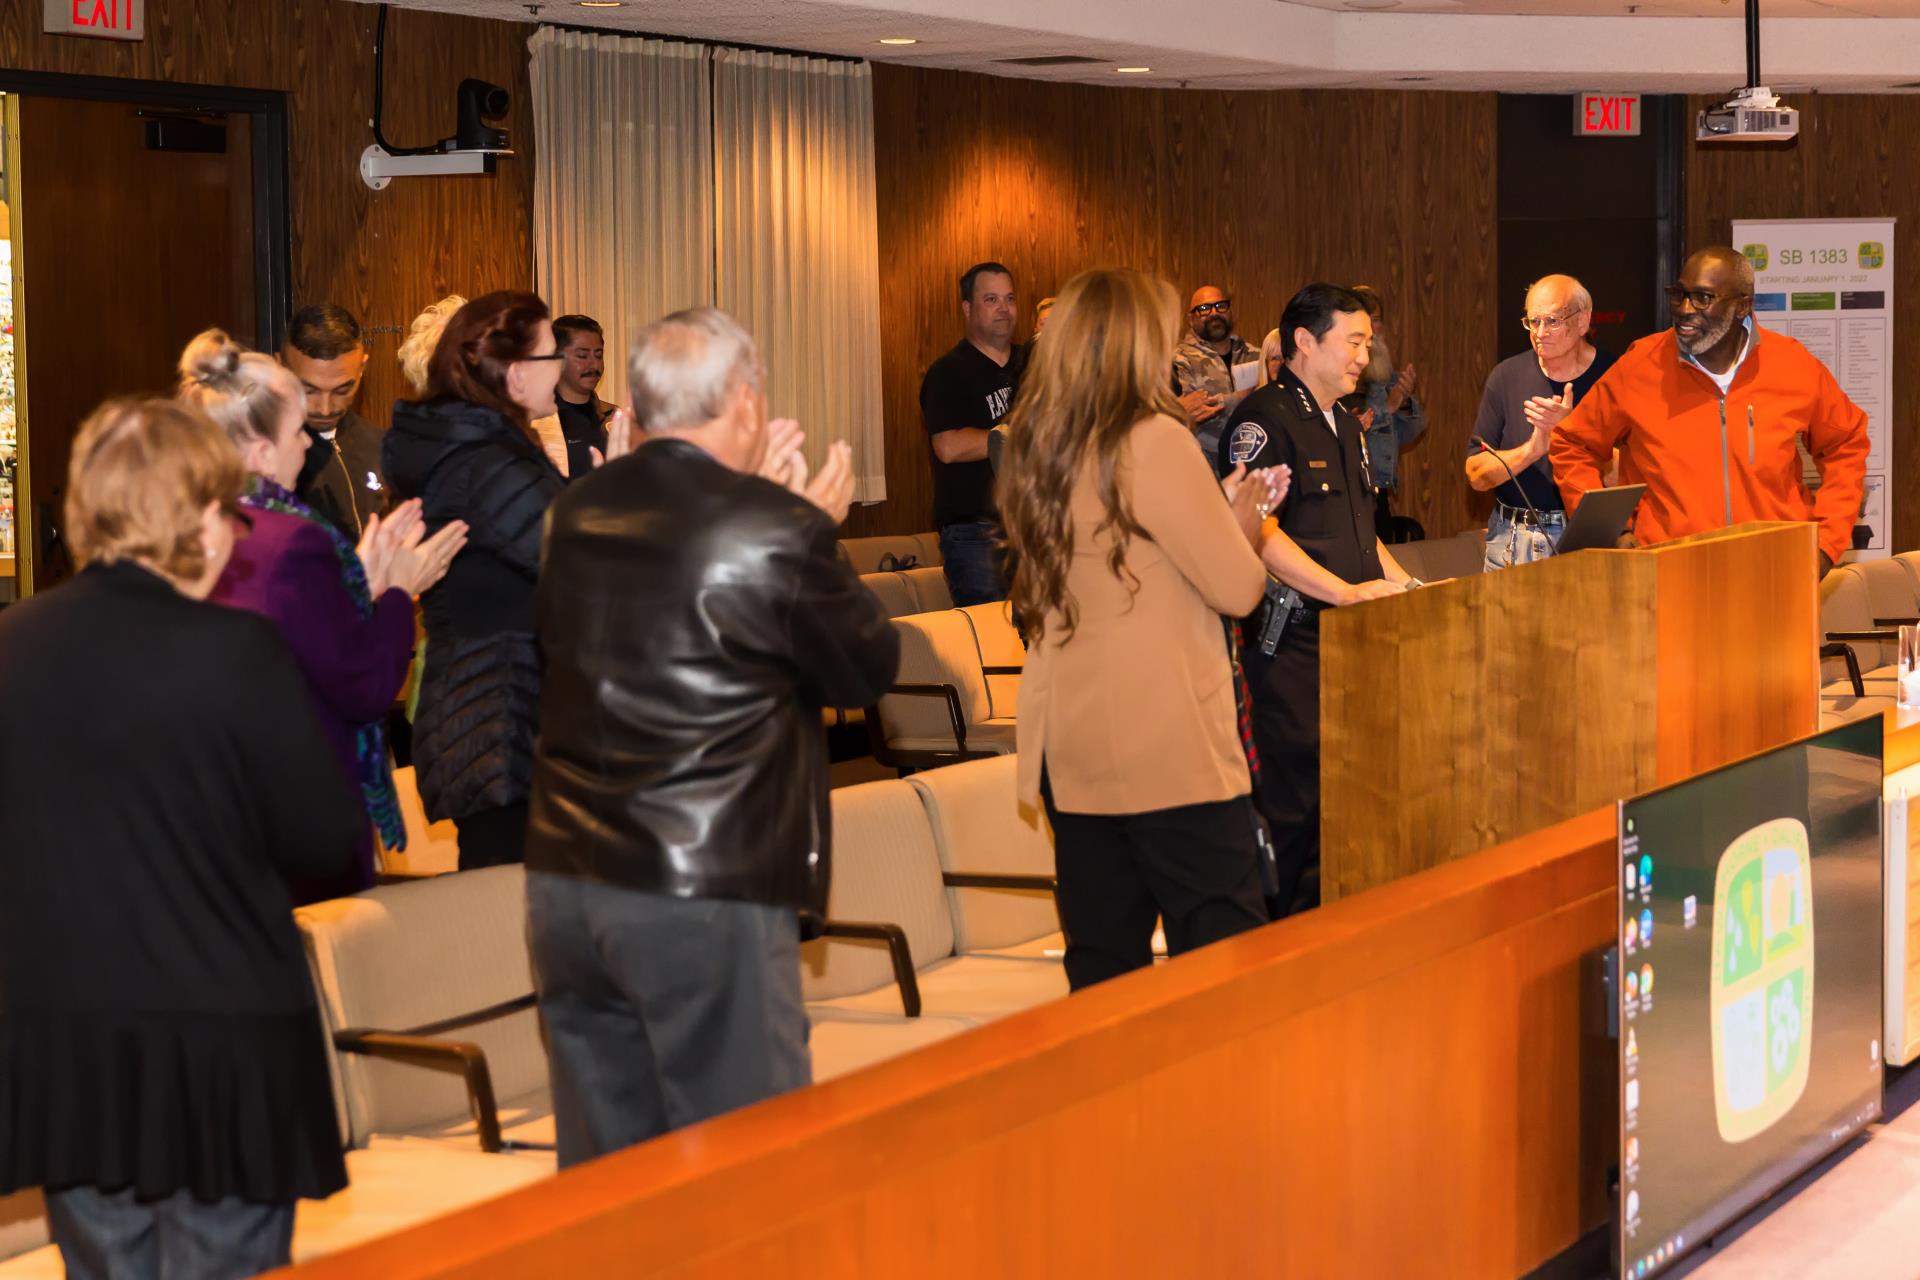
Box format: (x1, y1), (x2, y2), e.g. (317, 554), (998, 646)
(1189, 300), (1232, 316)
(1520, 309), (1579, 335)
(1664, 285), (1736, 312)
(520, 352), (568, 362)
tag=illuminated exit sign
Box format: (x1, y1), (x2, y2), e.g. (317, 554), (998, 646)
(43, 0), (144, 41)
(1574, 92), (1642, 137)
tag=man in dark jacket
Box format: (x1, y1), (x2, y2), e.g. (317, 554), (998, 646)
(526, 307), (899, 1166)
(283, 304), (388, 541)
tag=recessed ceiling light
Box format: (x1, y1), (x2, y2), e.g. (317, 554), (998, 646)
(1116, 66), (1152, 74)
(577, 1), (624, 7)
(878, 37), (919, 45)
(1343, 0), (1402, 9)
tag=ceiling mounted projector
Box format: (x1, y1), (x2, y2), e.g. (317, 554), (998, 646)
(1697, 1), (1798, 144)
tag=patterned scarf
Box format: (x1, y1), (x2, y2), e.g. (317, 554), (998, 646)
(244, 477), (406, 850)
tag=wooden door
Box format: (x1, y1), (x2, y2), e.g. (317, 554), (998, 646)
(16, 94), (255, 588)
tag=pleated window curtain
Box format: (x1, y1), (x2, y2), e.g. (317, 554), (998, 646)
(529, 28), (713, 411)
(530, 31), (886, 501)
(712, 50), (885, 503)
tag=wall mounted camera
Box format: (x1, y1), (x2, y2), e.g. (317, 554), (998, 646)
(360, 4), (516, 190)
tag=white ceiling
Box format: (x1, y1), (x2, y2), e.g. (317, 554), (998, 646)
(362, 0), (1920, 91)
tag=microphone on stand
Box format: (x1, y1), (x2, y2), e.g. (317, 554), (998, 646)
(1468, 437), (1545, 525)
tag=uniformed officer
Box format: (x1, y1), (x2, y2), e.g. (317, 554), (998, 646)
(1217, 283), (1415, 917)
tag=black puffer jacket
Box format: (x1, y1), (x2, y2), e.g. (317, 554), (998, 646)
(383, 398), (564, 821)
(526, 439), (899, 913)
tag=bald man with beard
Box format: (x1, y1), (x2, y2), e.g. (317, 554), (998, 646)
(1173, 285), (1261, 468)
(1548, 246), (1868, 577)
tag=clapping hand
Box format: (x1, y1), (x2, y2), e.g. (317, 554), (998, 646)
(1386, 363), (1417, 414)
(791, 440), (855, 525)
(1179, 388), (1224, 425)
(1222, 463), (1289, 547)
(758, 418), (807, 486)
(1522, 381), (1575, 444)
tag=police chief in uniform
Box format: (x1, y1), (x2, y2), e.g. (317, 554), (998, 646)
(1217, 284), (1414, 916)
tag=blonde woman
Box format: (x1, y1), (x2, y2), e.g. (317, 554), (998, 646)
(181, 329), (466, 900)
(998, 267), (1289, 991)
(1257, 326), (1284, 386)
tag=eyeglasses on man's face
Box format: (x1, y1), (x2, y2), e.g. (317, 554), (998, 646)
(1520, 308), (1580, 335)
(520, 352), (568, 362)
(1664, 284), (1739, 313)
(1189, 300), (1232, 317)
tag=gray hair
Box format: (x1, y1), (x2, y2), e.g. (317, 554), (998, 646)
(627, 308), (762, 433)
(398, 294), (467, 395)
(1524, 274), (1593, 316)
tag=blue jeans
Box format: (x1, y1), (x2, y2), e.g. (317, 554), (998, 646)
(939, 520), (1007, 607)
(46, 1186), (294, 1280)
(1483, 504), (1565, 571)
(526, 871), (812, 1168)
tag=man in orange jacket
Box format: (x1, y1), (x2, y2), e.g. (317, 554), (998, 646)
(1547, 246), (1869, 575)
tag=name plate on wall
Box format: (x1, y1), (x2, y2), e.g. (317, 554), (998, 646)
(43, 0), (144, 41)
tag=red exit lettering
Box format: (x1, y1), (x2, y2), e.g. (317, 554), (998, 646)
(72, 0), (133, 30)
(1575, 93), (1642, 137)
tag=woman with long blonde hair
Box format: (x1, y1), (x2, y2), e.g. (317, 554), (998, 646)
(998, 267), (1289, 990)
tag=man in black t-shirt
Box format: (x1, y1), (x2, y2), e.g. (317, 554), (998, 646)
(918, 261), (1024, 605)
(552, 314), (615, 480)
(1465, 274), (1616, 569)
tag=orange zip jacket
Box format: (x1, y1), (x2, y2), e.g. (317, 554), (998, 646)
(1549, 325), (1869, 562)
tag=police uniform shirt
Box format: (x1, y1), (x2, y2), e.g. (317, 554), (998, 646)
(1218, 367), (1383, 591)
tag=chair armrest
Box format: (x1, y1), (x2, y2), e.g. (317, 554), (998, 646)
(815, 919), (922, 1017)
(980, 665), (1024, 676)
(942, 871), (1057, 893)
(1874, 617), (1920, 628)
(1826, 629), (1897, 643)
(332, 993), (539, 1153)
(1820, 641), (1866, 698)
(874, 683), (969, 753)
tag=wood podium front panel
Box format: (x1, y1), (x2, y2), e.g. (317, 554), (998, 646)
(1321, 525), (1818, 902)
(1319, 546), (1659, 901)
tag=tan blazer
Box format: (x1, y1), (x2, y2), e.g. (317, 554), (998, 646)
(1016, 414), (1267, 815)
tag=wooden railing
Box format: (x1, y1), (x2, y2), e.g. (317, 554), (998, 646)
(283, 709), (1920, 1279)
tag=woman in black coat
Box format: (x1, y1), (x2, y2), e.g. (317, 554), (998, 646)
(382, 290), (593, 869)
(0, 400), (361, 1279)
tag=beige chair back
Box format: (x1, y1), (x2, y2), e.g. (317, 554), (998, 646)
(958, 601), (1024, 719)
(1821, 564), (1891, 673)
(296, 866), (543, 1146)
(902, 566), (953, 612)
(907, 755), (1057, 953)
(1852, 558), (1919, 630)
(839, 533), (942, 575)
(879, 611), (995, 744)
(0, 1190), (46, 1263)
(860, 571), (920, 620)
(802, 780), (957, 1001)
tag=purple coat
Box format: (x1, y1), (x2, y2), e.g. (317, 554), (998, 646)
(211, 507), (415, 900)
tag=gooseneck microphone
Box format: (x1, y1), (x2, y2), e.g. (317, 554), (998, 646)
(1468, 436), (1544, 524)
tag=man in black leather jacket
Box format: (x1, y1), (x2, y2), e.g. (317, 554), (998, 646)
(525, 308), (899, 1166)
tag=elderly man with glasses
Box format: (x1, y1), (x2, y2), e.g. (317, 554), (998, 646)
(1548, 246), (1868, 577)
(1174, 285), (1262, 468)
(1465, 274), (1616, 569)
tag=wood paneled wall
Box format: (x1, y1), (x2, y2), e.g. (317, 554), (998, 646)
(1686, 93), (1920, 556)
(0, 0), (535, 428)
(860, 66), (1499, 539)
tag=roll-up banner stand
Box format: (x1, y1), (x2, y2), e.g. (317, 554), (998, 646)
(1733, 218), (1895, 562)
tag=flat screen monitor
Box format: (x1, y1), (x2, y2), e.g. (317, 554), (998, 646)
(1617, 717), (1884, 1278)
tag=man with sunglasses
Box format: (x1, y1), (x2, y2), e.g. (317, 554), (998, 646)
(1549, 246), (1867, 576)
(1465, 275), (1615, 569)
(1174, 286), (1261, 468)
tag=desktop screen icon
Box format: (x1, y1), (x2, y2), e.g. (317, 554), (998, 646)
(1711, 817), (1814, 1142)
(1626, 917), (1639, 952)
(1684, 894), (1699, 927)
(1641, 908), (1654, 946)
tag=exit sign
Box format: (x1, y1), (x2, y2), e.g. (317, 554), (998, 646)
(1574, 92), (1642, 137)
(43, 0), (144, 41)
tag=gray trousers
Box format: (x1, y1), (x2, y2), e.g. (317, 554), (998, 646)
(45, 1186), (293, 1280)
(525, 871), (812, 1168)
